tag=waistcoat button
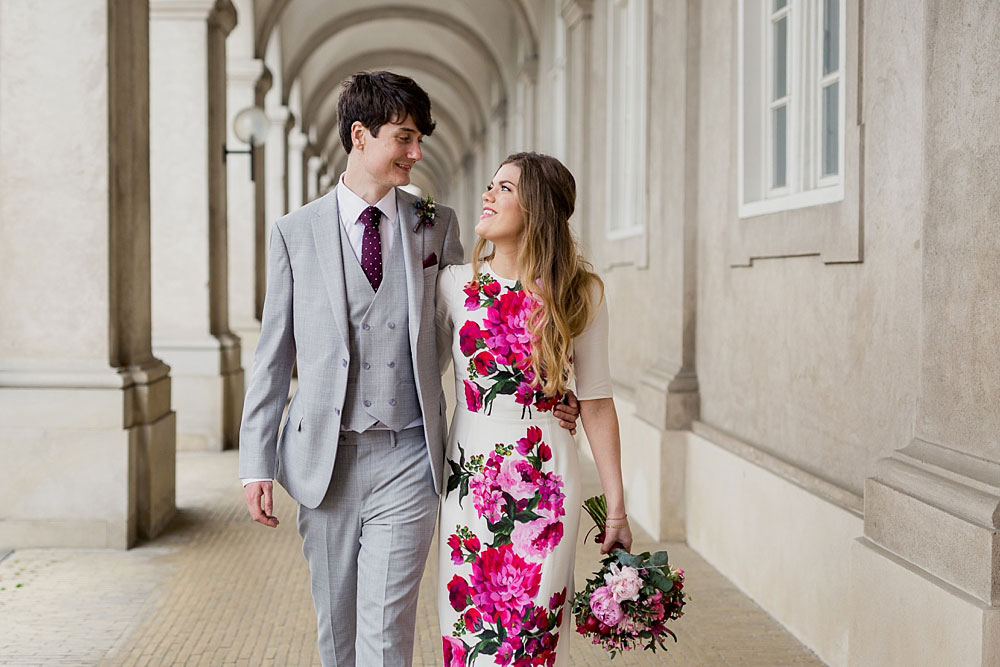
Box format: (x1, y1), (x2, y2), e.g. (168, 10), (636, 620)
(363, 400), (372, 407)
(387, 322), (395, 329)
(387, 361), (395, 368)
(363, 362), (370, 370)
(362, 323), (370, 331)
(389, 398), (396, 406)
(342, 359), (348, 367)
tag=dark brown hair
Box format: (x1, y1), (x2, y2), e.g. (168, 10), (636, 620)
(337, 71), (435, 153)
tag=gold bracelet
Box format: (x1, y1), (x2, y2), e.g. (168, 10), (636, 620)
(606, 514), (627, 521)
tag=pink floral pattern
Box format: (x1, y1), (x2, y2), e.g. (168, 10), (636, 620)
(443, 426), (568, 665)
(459, 276), (564, 417)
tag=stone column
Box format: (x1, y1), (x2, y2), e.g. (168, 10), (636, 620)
(0, 0), (175, 548)
(226, 4), (267, 373)
(287, 126), (307, 212)
(264, 107), (290, 230)
(306, 152), (322, 203)
(150, 0), (243, 451)
(561, 0), (594, 245)
(627, 0), (702, 540)
(852, 3), (1000, 664)
(514, 59), (538, 150)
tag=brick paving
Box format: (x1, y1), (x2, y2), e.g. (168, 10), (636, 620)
(0, 451), (822, 666)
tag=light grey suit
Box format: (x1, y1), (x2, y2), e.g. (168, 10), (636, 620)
(239, 186), (463, 666)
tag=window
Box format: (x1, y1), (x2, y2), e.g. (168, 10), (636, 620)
(739, 0), (846, 217)
(605, 0), (648, 240)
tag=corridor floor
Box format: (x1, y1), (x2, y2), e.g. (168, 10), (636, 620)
(0, 451), (822, 666)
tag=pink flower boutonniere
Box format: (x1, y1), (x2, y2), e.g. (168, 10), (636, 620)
(412, 195), (437, 232)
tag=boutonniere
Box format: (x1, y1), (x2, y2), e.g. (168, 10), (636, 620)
(412, 196), (437, 232)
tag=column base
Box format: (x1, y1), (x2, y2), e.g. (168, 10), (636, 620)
(865, 438), (1000, 604)
(849, 537), (1000, 666)
(155, 334), (243, 450)
(0, 359), (175, 548)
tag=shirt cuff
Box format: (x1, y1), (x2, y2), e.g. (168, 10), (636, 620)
(242, 478), (272, 486)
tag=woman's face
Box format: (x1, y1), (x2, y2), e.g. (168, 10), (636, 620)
(475, 162), (524, 245)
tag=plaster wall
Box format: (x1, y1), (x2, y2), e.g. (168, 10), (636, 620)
(686, 429), (863, 666)
(692, 0), (924, 495)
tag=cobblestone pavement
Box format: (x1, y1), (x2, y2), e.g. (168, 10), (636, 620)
(0, 451), (822, 666)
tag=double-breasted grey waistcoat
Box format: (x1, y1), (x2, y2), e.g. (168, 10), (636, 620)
(238, 187), (464, 508)
(339, 218), (421, 432)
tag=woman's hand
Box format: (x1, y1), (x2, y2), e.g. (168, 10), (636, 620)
(601, 519), (633, 554)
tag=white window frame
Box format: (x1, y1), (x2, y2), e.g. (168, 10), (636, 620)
(604, 0), (648, 241)
(739, 0), (846, 219)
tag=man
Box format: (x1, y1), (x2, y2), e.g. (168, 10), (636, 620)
(239, 71), (577, 666)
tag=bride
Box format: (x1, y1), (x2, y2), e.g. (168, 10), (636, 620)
(435, 152), (632, 666)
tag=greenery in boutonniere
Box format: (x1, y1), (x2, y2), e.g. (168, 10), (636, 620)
(412, 195), (437, 232)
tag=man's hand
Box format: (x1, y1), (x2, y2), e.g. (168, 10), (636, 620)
(244, 481), (279, 527)
(553, 392), (580, 435)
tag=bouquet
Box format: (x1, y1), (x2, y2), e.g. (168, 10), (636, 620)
(572, 495), (689, 657)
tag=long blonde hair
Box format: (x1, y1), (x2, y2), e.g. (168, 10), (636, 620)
(473, 152), (604, 396)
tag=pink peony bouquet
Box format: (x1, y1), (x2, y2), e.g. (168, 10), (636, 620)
(572, 495), (689, 657)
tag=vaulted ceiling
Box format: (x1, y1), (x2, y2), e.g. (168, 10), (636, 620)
(251, 0), (542, 195)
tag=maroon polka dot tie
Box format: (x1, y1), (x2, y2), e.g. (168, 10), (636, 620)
(359, 205), (383, 290)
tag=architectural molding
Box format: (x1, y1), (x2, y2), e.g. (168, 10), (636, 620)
(227, 57), (265, 86)
(561, 0), (594, 28)
(867, 438), (1000, 605)
(150, 0), (235, 32)
(635, 360), (699, 430)
(693, 421), (864, 516)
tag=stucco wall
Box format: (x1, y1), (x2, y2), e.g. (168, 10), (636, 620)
(598, 0), (933, 496)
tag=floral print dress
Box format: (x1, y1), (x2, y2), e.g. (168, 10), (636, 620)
(435, 263), (612, 667)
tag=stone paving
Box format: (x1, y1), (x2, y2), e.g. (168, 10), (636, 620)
(0, 451), (822, 666)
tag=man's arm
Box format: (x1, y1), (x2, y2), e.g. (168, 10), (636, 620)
(239, 223), (296, 526)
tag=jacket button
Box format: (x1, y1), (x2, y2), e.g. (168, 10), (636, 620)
(389, 398), (396, 406)
(387, 361), (395, 368)
(363, 362), (370, 370)
(342, 359), (348, 367)
(362, 323), (370, 331)
(363, 400), (372, 407)
(387, 322), (395, 329)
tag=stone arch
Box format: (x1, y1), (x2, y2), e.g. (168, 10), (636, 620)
(280, 5), (509, 107)
(301, 50), (488, 137)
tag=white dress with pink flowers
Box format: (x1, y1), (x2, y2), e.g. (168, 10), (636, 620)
(435, 262), (612, 667)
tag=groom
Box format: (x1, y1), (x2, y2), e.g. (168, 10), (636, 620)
(239, 71), (577, 666)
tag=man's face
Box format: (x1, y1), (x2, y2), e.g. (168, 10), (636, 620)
(354, 115), (423, 189)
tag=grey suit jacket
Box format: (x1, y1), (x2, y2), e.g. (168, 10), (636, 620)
(238, 187), (464, 508)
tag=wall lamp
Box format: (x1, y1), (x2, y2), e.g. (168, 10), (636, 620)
(224, 106), (269, 181)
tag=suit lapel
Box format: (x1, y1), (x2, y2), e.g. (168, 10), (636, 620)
(310, 190), (350, 349)
(397, 190), (425, 359)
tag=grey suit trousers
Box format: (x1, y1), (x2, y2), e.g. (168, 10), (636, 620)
(297, 427), (438, 667)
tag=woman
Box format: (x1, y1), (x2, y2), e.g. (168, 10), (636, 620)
(436, 152), (632, 666)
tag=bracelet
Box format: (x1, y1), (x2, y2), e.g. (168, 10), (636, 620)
(606, 514), (627, 521)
